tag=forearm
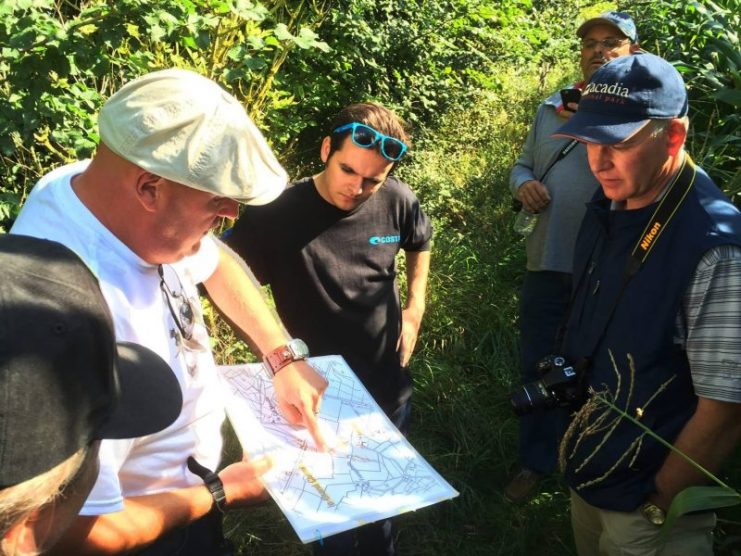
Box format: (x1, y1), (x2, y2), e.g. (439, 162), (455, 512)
(50, 485), (213, 555)
(509, 108), (541, 195)
(205, 242), (288, 355)
(396, 250), (430, 366)
(205, 242), (327, 448)
(651, 397), (741, 510)
(404, 250), (430, 315)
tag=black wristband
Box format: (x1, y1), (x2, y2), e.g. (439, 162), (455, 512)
(187, 456), (227, 513)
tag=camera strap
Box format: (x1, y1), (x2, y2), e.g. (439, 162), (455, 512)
(624, 155), (697, 279)
(512, 139), (579, 212)
(540, 139), (579, 183)
(556, 154), (698, 364)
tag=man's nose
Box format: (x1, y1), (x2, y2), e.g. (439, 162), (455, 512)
(349, 176), (364, 195)
(593, 42), (607, 56)
(588, 145), (612, 172)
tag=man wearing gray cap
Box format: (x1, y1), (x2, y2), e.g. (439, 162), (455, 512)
(555, 53), (741, 554)
(11, 69), (328, 554)
(506, 11), (639, 502)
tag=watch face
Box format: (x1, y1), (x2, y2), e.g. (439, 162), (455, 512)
(288, 338), (309, 359)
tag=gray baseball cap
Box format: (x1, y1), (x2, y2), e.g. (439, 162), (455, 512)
(577, 11), (638, 43)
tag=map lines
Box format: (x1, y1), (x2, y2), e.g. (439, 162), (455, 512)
(218, 356), (458, 543)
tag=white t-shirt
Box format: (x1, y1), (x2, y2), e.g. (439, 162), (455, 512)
(11, 160), (225, 514)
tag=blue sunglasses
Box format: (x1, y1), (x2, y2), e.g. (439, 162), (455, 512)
(333, 122), (408, 161)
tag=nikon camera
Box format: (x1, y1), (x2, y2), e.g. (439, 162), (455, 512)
(510, 355), (583, 416)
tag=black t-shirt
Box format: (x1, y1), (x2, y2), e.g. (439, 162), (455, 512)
(224, 176), (432, 411)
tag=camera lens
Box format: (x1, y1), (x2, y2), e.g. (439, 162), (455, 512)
(511, 380), (552, 416)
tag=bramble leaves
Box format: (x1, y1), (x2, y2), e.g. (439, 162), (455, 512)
(620, 0), (740, 203)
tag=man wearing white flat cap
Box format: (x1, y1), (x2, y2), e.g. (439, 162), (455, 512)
(12, 68), (328, 555)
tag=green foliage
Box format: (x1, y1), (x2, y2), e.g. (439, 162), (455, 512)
(619, 0), (741, 203)
(398, 60), (572, 365)
(663, 486), (741, 541)
(2, 0), (740, 553)
(0, 0), (591, 229)
(273, 0), (593, 173)
(0, 0), (331, 229)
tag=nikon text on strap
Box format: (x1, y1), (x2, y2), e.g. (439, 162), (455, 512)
(624, 155), (697, 279)
(557, 154), (698, 363)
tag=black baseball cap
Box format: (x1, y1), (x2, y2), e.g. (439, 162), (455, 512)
(0, 235), (182, 487)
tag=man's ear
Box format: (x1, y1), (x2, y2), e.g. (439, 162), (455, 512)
(629, 42), (641, 54)
(666, 118), (688, 157)
(2, 511), (41, 556)
(134, 172), (163, 213)
(319, 136), (332, 164)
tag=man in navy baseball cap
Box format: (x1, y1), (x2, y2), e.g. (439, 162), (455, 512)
(557, 52), (688, 145)
(556, 53), (690, 208)
(554, 53), (741, 555)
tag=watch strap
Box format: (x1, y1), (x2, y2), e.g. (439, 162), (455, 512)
(187, 456), (226, 513)
(263, 341), (307, 375)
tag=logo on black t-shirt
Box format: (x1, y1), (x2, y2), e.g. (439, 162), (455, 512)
(368, 235), (400, 246)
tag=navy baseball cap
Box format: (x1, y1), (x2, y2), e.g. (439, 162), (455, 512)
(577, 11), (638, 43)
(555, 53), (688, 144)
(0, 235), (182, 487)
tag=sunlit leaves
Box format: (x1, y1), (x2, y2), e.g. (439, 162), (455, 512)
(620, 0), (740, 203)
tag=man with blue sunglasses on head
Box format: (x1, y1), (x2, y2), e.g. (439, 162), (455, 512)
(225, 102), (432, 556)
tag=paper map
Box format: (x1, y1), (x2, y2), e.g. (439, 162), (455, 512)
(217, 355), (458, 543)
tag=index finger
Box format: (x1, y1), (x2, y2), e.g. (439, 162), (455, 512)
(300, 402), (327, 452)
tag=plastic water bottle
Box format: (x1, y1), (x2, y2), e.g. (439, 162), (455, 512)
(514, 209), (539, 236)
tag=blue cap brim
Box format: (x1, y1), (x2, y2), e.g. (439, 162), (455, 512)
(554, 112), (649, 144)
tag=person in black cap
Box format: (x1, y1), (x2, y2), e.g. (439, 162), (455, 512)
(0, 234), (181, 556)
(506, 10), (639, 503)
(555, 53), (741, 554)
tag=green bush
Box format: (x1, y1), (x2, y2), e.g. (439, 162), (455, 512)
(620, 0), (741, 203)
(0, 0), (331, 230)
(0, 0), (593, 230)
